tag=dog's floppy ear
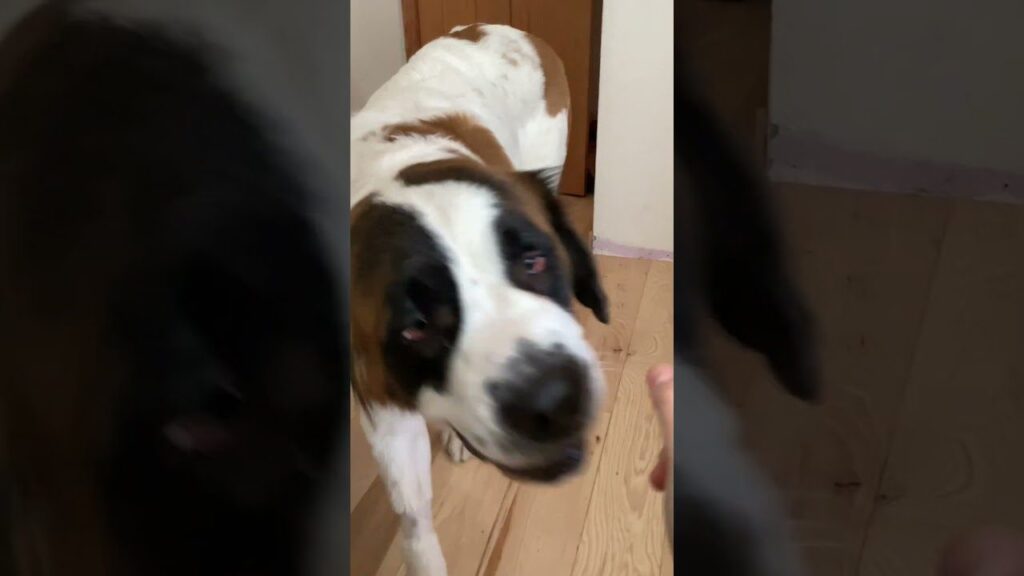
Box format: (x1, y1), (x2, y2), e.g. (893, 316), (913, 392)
(520, 166), (609, 324)
(676, 70), (820, 402)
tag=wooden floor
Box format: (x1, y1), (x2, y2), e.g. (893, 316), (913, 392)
(681, 2), (1024, 575)
(350, 195), (674, 576)
(707, 184), (1024, 576)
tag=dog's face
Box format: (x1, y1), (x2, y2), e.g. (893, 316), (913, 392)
(352, 159), (608, 482)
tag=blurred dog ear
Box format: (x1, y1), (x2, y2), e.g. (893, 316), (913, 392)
(676, 71), (820, 402)
(521, 167), (609, 324)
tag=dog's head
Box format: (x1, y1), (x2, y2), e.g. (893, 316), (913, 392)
(351, 158), (608, 482)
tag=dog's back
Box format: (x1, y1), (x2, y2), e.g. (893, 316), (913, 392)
(351, 23), (569, 207)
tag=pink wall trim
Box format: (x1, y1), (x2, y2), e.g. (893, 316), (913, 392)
(769, 128), (1024, 203)
(592, 236), (674, 262)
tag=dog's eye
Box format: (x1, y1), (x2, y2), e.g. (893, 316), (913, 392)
(523, 251), (547, 275)
(401, 315), (429, 343)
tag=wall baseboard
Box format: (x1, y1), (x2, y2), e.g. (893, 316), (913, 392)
(592, 237), (673, 262)
(769, 128), (1024, 204)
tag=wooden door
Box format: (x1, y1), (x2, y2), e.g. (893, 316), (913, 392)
(401, 0), (599, 197)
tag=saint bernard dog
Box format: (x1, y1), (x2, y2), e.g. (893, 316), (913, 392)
(350, 24), (609, 575)
(1, 1), (347, 575)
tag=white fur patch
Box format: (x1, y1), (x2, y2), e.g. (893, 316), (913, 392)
(351, 24), (568, 207)
(360, 404), (447, 576)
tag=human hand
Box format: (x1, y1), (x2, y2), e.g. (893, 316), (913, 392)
(646, 364), (674, 547)
(647, 364), (673, 491)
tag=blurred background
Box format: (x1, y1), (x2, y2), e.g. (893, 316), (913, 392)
(679, 0), (1024, 575)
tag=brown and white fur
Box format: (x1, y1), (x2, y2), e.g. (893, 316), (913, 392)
(350, 24), (609, 576)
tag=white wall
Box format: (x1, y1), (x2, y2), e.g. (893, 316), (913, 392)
(771, 0), (1024, 175)
(350, 0), (406, 112)
(592, 0), (674, 256)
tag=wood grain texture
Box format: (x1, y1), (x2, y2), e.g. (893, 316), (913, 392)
(706, 184), (953, 576)
(475, 0), (511, 24)
(673, 3), (1023, 575)
(351, 430), (445, 575)
(415, 0), (448, 48)
(351, 471), (403, 576)
(860, 200), (1024, 576)
(570, 261), (673, 576)
(659, 541), (673, 576)
(371, 440), (511, 576)
(350, 392), (377, 511)
(508, 0), (528, 35)
(682, 177), (1024, 576)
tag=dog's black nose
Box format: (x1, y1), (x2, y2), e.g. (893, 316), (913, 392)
(490, 347), (588, 443)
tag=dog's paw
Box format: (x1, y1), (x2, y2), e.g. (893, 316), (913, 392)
(441, 427), (473, 464)
(404, 529), (448, 576)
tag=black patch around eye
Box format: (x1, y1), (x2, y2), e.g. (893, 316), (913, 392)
(353, 203), (462, 401)
(496, 210), (572, 308)
(389, 269), (459, 358)
(383, 263), (461, 400)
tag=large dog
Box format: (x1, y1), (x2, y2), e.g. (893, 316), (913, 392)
(350, 24), (608, 575)
(0, 2), (347, 575)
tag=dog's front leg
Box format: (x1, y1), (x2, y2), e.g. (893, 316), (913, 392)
(360, 406), (447, 576)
